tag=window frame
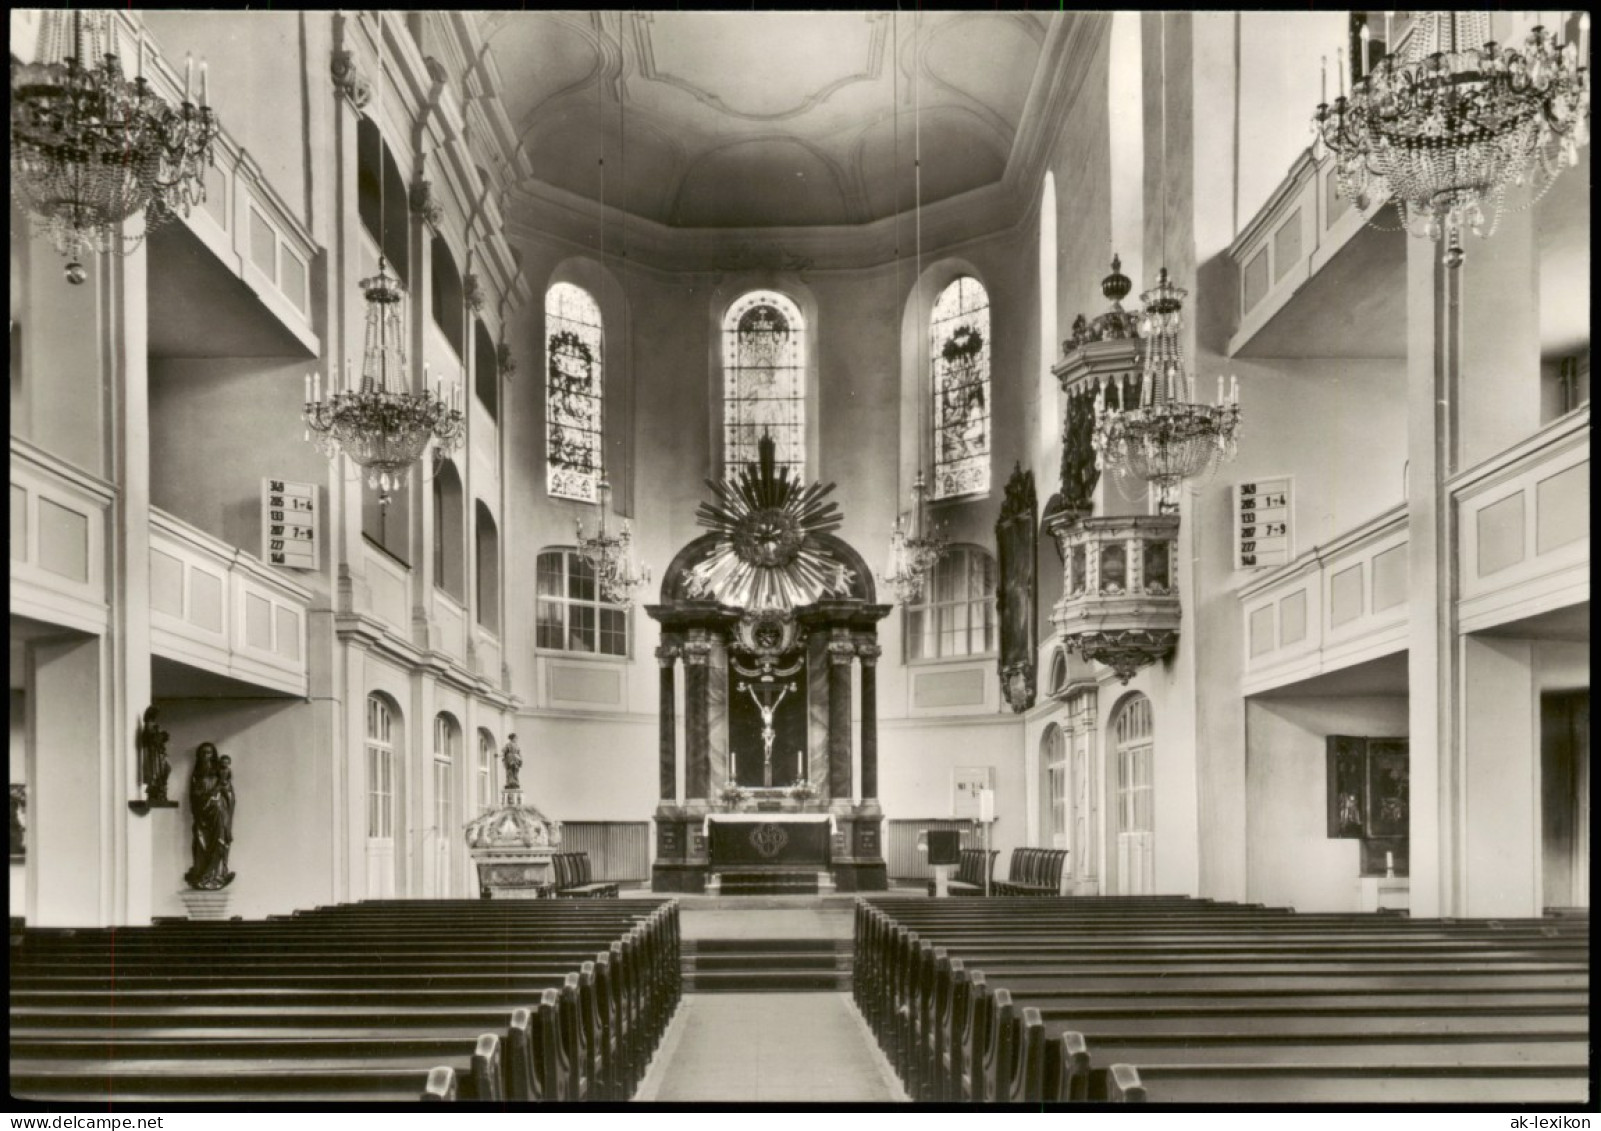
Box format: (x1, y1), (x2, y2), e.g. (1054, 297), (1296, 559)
(545, 282), (605, 503)
(534, 547), (632, 659)
(365, 694), (397, 841)
(476, 728), (497, 813)
(902, 544), (998, 663)
(721, 289), (808, 482)
(929, 275), (993, 501)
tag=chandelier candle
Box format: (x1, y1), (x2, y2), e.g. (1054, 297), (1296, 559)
(1313, 9), (1590, 265)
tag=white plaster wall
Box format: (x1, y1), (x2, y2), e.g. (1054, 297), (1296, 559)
(1245, 694), (1408, 912)
(878, 716), (1027, 861)
(151, 699), (332, 920)
(140, 12), (311, 228)
(1461, 635), (1540, 918)
(524, 715), (658, 824)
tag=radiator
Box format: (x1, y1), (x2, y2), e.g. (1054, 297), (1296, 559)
(559, 821), (650, 883)
(886, 818), (981, 881)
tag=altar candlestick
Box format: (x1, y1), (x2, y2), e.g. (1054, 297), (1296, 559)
(1231, 376), (1238, 404)
(314, 370), (321, 401)
(1385, 11), (1393, 57)
(136, 35), (144, 81)
(1321, 55), (1327, 102)
(185, 53), (193, 102)
(1359, 23), (1370, 78)
(305, 373), (311, 401)
(200, 61), (208, 107)
(1385, 850), (1395, 877)
(1337, 48), (1345, 97)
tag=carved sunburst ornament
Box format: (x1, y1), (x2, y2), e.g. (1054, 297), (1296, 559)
(688, 434), (851, 610)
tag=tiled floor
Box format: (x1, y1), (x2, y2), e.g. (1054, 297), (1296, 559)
(634, 992), (908, 1104)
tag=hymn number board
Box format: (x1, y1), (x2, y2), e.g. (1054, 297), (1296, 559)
(262, 478), (318, 570)
(1235, 477), (1292, 570)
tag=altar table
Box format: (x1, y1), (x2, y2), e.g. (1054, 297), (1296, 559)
(706, 813), (834, 868)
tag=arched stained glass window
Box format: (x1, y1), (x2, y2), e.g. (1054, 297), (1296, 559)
(546, 282), (603, 501)
(931, 276), (991, 499)
(723, 290), (805, 480)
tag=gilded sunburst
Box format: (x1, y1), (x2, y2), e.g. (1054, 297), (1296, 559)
(687, 434), (851, 610)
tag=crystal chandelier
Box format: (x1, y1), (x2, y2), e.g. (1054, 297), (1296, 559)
(1092, 268), (1241, 515)
(303, 260), (465, 507)
(576, 474), (651, 606)
(880, 470), (948, 606)
(11, 10), (219, 284)
(1313, 11), (1590, 267)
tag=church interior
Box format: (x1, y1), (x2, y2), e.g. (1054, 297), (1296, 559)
(8, 9), (1591, 1107)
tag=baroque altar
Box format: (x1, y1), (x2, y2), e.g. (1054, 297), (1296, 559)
(648, 437), (890, 892)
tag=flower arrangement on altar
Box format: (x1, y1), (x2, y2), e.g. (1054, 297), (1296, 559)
(716, 782), (749, 810)
(787, 780), (817, 805)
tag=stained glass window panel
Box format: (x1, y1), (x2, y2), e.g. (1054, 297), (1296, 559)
(930, 276), (992, 499)
(723, 290), (805, 480)
(546, 283), (604, 502)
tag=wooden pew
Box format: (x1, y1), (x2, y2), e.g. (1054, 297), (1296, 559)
(10, 899), (682, 1103)
(854, 897), (1588, 1106)
(1104, 1061), (1591, 1105)
(991, 848), (1069, 896)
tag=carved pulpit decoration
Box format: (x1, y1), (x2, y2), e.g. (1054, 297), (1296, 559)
(648, 433), (890, 893)
(995, 463), (1039, 714)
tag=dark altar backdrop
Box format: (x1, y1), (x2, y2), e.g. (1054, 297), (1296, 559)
(728, 656), (809, 788)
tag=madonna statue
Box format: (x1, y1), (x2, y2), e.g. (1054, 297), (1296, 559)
(185, 743), (236, 890)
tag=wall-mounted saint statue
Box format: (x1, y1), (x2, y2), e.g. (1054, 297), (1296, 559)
(185, 743), (235, 890)
(136, 706), (173, 806)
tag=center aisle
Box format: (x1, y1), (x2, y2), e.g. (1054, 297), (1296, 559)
(633, 991), (908, 1103)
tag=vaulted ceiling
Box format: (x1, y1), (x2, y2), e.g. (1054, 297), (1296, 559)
(476, 11), (1069, 231)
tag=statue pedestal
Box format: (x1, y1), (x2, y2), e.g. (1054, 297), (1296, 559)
(465, 789), (561, 898)
(178, 888), (234, 921)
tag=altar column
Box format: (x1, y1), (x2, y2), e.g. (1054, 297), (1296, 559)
(827, 633), (855, 800)
(656, 642), (679, 801)
(857, 642), (880, 801)
(683, 634), (712, 800)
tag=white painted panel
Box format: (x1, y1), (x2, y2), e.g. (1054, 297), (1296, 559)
(189, 567), (224, 633)
(1329, 563), (1364, 628)
(244, 592), (272, 650)
(1248, 605), (1275, 656)
(10, 485), (25, 560)
(1279, 589), (1307, 645)
(150, 549), (185, 617)
(1536, 460), (1588, 555)
(275, 606), (299, 661)
(1371, 543), (1407, 612)
(912, 667), (987, 709)
(1476, 491), (1526, 577)
(550, 663), (622, 706)
(36, 498), (88, 583)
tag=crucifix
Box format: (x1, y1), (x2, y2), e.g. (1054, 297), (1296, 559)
(736, 676), (797, 788)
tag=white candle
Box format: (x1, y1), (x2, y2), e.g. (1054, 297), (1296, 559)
(1337, 48), (1345, 97)
(1230, 375), (1238, 404)
(137, 35), (144, 81)
(1321, 56), (1327, 102)
(1385, 11), (1393, 55)
(1217, 375), (1224, 404)
(1385, 850), (1394, 873)
(305, 373), (311, 401)
(1359, 23), (1370, 78)
(185, 53), (193, 102)
(200, 61), (208, 107)
(314, 370), (321, 401)
(1582, 12), (1590, 59)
